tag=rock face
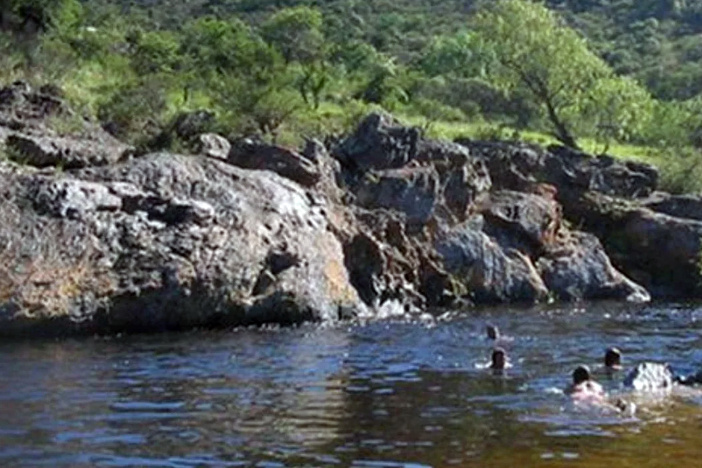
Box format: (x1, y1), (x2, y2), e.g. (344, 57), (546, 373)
(0, 80), (132, 169)
(0, 154), (364, 337)
(435, 216), (550, 304)
(464, 140), (658, 199)
(6, 133), (128, 169)
(460, 138), (702, 298)
(334, 114), (648, 311)
(3, 95), (701, 337)
(195, 133), (231, 161)
(228, 138), (321, 187)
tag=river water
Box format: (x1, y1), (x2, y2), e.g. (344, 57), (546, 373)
(1, 302), (702, 467)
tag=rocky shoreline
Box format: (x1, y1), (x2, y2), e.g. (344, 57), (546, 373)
(1, 81), (701, 337)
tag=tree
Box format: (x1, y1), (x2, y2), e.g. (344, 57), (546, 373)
(215, 71), (303, 142)
(261, 6), (325, 65)
(472, 0), (649, 149)
(130, 30), (181, 76)
(180, 17), (275, 78)
(580, 76), (654, 153)
(3, 0), (78, 32)
(419, 31), (488, 78)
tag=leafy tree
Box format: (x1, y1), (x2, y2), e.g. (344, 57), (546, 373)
(580, 76), (654, 153)
(180, 17), (275, 78)
(130, 30), (181, 76)
(296, 62), (329, 109)
(215, 68), (304, 141)
(3, 0), (67, 32)
(261, 6), (325, 65)
(178, 17), (281, 105)
(419, 31), (488, 78)
(357, 56), (409, 108)
(472, 0), (649, 149)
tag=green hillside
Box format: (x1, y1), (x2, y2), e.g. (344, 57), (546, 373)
(100, 0), (702, 100)
(3, 0), (702, 191)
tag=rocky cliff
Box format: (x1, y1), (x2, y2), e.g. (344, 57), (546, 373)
(1, 81), (700, 337)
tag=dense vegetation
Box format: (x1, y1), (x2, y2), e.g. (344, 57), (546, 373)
(3, 0), (702, 191)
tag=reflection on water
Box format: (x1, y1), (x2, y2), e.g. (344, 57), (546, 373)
(1, 302), (702, 467)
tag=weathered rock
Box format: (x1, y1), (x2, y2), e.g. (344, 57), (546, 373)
(355, 166), (441, 227)
(6, 133), (129, 169)
(0, 153), (364, 337)
(340, 114), (491, 228)
(562, 190), (702, 297)
(30, 177), (123, 219)
(435, 216), (549, 304)
(478, 190), (561, 257)
(342, 211), (433, 311)
(0, 80), (64, 122)
(0, 107), (687, 336)
(228, 138), (321, 187)
(547, 145), (658, 198)
(537, 231), (651, 302)
(643, 192), (702, 221)
(340, 116), (648, 307)
(338, 113), (489, 172)
(195, 133), (231, 161)
(337, 113), (421, 171)
(463, 140), (658, 199)
(0, 82), (134, 168)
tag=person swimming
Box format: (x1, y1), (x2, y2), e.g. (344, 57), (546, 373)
(604, 347), (622, 371)
(673, 369), (702, 386)
(486, 324), (500, 341)
(490, 347), (508, 370)
(565, 365), (605, 399)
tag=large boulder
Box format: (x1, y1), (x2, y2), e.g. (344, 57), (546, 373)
(643, 192), (702, 221)
(195, 133), (231, 161)
(435, 215), (549, 304)
(563, 190), (702, 297)
(537, 231), (650, 302)
(354, 166), (441, 227)
(6, 133), (130, 169)
(336, 113), (421, 171)
(477, 190), (561, 257)
(228, 138), (321, 187)
(0, 81), (133, 168)
(463, 140), (658, 199)
(0, 80), (64, 124)
(0, 153), (364, 337)
(338, 113), (491, 228)
(433, 193), (649, 304)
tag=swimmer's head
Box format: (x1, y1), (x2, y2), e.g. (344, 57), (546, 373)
(486, 324), (500, 341)
(604, 347), (622, 369)
(572, 365), (591, 385)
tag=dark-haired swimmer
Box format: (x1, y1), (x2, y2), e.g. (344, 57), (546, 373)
(486, 324), (500, 341)
(491, 347), (508, 371)
(604, 347), (622, 371)
(565, 365), (605, 400)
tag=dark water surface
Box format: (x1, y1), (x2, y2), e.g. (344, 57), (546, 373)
(2, 302), (702, 467)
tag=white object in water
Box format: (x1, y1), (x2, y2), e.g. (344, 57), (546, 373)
(623, 362), (674, 392)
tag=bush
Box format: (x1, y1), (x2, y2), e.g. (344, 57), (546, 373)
(654, 148), (702, 194)
(97, 75), (170, 143)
